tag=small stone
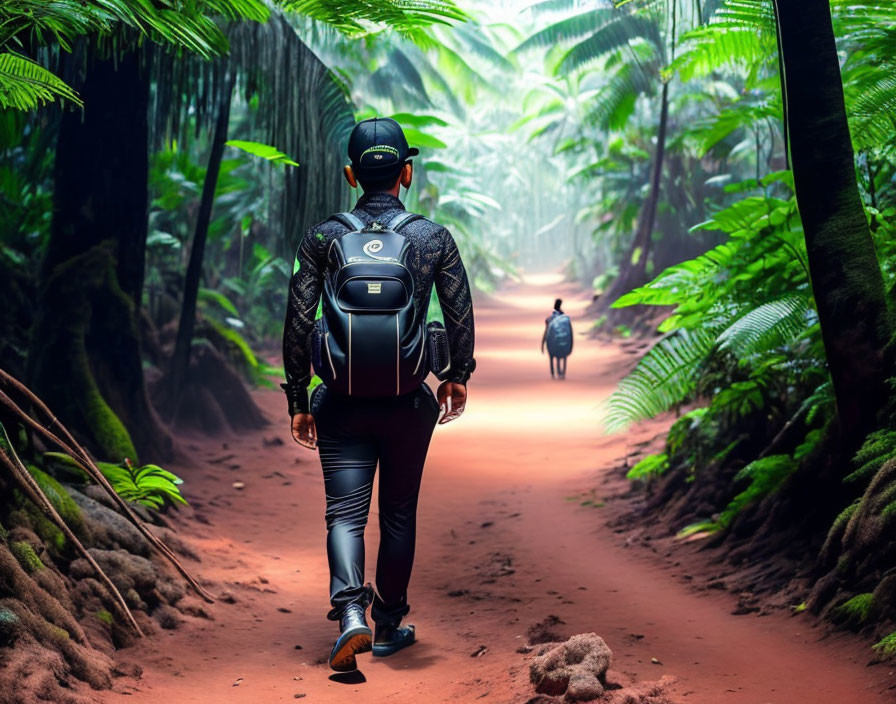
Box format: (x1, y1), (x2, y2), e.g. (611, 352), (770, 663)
(651, 657), (662, 665)
(294, 695), (306, 699)
(294, 644), (303, 650)
(232, 481), (245, 490)
(233, 677), (243, 687)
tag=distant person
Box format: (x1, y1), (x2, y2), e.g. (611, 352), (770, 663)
(542, 298), (573, 379)
(282, 117), (476, 672)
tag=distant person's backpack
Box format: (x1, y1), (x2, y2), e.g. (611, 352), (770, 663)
(546, 313), (573, 357)
(311, 211), (429, 397)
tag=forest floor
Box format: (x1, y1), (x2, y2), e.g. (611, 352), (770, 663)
(94, 274), (894, 704)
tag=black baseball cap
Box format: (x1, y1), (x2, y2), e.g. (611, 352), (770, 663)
(347, 117), (419, 180)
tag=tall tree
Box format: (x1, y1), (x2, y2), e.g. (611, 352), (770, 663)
(774, 0), (892, 451)
(164, 70), (235, 410)
(29, 47), (171, 461)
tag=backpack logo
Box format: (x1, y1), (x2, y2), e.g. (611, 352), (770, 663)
(363, 239), (383, 255)
(367, 282), (382, 294)
(362, 239), (393, 261)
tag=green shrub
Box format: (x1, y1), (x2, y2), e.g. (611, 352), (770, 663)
(835, 593), (874, 624)
(627, 453), (669, 481)
(96, 459), (188, 510)
(42, 453), (187, 510)
(873, 632), (896, 659)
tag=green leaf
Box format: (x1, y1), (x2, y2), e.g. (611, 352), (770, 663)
(225, 140), (299, 167)
(0, 52), (82, 111)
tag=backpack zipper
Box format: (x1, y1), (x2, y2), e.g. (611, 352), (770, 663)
(396, 315), (400, 395)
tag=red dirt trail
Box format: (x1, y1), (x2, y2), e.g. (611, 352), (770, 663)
(98, 275), (894, 703)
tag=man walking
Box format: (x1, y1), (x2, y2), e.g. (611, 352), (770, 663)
(282, 117), (476, 672)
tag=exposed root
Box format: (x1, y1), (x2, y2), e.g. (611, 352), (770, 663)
(0, 368), (215, 603)
(0, 426), (143, 636)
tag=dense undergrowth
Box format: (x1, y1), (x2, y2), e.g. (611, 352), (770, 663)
(603, 0), (896, 656)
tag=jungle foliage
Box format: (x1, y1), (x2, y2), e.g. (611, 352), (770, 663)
(594, 0), (896, 649)
(3, 0), (896, 673)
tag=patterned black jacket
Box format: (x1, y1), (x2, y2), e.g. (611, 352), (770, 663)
(281, 192), (476, 415)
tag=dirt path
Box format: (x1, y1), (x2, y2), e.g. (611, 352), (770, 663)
(99, 275), (893, 703)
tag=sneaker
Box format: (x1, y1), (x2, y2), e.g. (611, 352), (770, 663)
(372, 623), (416, 657)
(328, 604), (372, 672)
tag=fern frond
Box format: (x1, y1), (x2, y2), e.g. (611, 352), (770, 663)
(719, 454), (795, 526)
(716, 296), (811, 358)
(683, 99), (781, 156)
(613, 241), (739, 308)
(849, 72), (896, 150)
(669, 5), (777, 81)
(605, 327), (717, 431)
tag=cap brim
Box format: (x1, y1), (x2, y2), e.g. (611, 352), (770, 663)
(407, 147), (419, 157)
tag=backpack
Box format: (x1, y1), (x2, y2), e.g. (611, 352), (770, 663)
(310, 210), (429, 398)
(546, 313), (573, 357)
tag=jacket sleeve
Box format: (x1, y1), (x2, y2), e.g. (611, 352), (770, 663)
(281, 226), (327, 416)
(434, 228), (476, 384)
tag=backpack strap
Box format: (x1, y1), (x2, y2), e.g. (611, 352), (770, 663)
(385, 211), (422, 232)
(331, 212), (365, 232)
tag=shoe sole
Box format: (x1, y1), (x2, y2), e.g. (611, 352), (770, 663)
(329, 629), (372, 672)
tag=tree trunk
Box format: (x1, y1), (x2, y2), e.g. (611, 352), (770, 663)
(164, 72), (235, 409)
(775, 0), (892, 452)
(595, 80), (670, 315)
(30, 48), (172, 461)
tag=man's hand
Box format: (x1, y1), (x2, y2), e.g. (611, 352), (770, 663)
(291, 413), (317, 449)
(437, 382), (467, 425)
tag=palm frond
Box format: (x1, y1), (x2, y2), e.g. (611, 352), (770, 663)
(557, 13), (662, 74)
(226, 139), (300, 166)
(584, 59), (653, 129)
(514, 8), (617, 53)
(453, 23), (516, 72)
(281, 0), (468, 35)
(0, 51), (81, 110)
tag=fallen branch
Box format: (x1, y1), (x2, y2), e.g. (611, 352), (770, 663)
(0, 424), (144, 636)
(0, 369), (215, 603)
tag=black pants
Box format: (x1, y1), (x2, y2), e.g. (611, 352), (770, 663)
(550, 355), (567, 378)
(311, 383), (440, 625)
